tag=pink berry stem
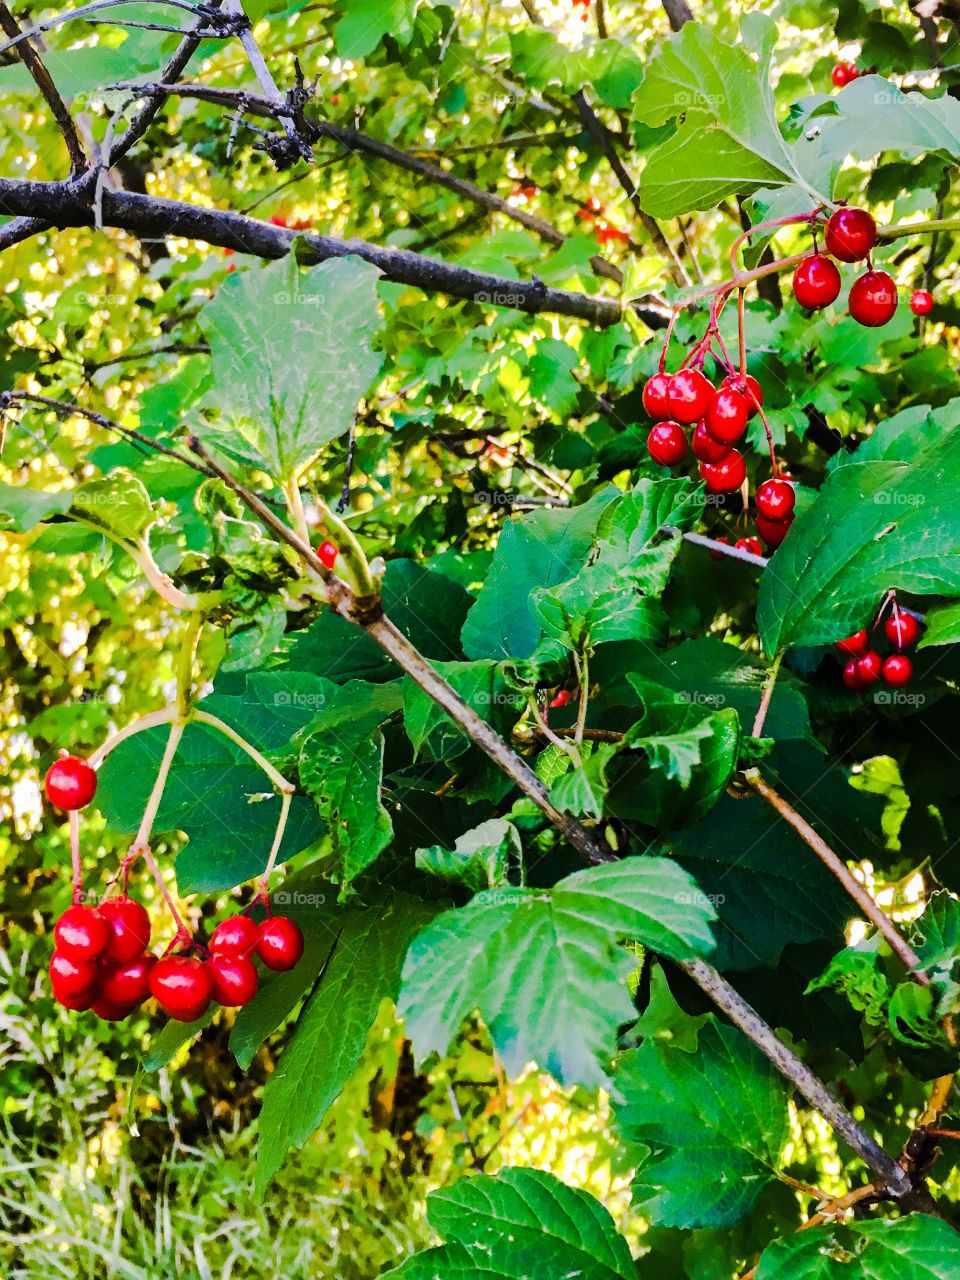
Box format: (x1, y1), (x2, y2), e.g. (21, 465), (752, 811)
(658, 308), (681, 373)
(68, 809), (83, 903)
(87, 705), (177, 769)
(141, 845), (191, 940)
(727, 209), (822, 277)
(255, 789), (293, 897)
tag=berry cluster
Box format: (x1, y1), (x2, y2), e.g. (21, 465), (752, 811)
(44, 754), (304, 1023)
(792, 207), (905, 326)
(836, 597), (923, 692)
(831, 60), (861, 88)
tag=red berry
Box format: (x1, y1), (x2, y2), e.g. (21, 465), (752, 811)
(56, 986), (98, 1012)
(831, 61), (858, 88)
(208, 954), (259, 1007)
(793, 254), (842, 309)
(756, 478), (796, 521)
(669, 369), (714, 424)
(92, 997), (138, 1022)
(549, 689), (570, 709)
(735, 537), (764, 557)
(318, 540), (339, 570)
(257, 917), (304, 972)
(44, 755), (97, 810)
(835, 629), (869, 656)
(709, 535), (731, 561)
(149, 955), (213, 1022)
(210, 915), (260, 958)
(856, 650), (883, 686)
(54, 905), (111, 963)
(825, 207), (877, 263)
(100, 897), (151, 963)
(642, 371), (674, 420)
(49, 951), (99, 1001)
(882, 653), (913, 687)
(100, 954), (155, 1007)
(842, 658), (862, 690)
(647, 421), (687, 467)
(910, 289), (934, 316)
(884, 612), (921, 649)
(700, 449), (746, 494)
(756, 514), (793, 550)
(849, 270), (898, 327)
(269, 213), (289, 228)
(705, 387), (748, 444)
(692, 419), (732, 464)
(722, 374), (763, 419)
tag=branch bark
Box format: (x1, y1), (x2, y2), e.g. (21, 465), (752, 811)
(661, 0), (694, 30)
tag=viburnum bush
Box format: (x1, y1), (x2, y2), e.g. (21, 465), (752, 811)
(5, 0), (960, 1274)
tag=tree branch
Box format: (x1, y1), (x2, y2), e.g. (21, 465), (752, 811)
(220, 0), (313, 162)
(0, 2), (87, 174)
(661, 0), (694, 30)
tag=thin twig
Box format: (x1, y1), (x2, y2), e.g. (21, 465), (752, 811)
(0, 2), (87, 173)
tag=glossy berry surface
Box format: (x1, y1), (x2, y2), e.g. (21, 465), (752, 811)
(856, 650), (883, 686)
(54, 905), (111, 963)
(836, 629), (869, 656)
(831, 61), (858, 87)
(882, 654), (913, 687)
(793, 254), (842, 309)
(549, 689), (570, 709)
(208, 954), (259, 1007)
(668, 369), (714, 424)
(100, 897), (151, 963)
(849, 270), (898, 327)
(318, 540), (339, 570)
(692, 420), (731, 464)
(101, 954), (155, 1007)
(705, 388), (748, 444)
(825, 207), (877, 262)
(910, 289), (934, 316)
(642, 371), (674, 419)
(735, 537), (763, 557)
(257, 917), (305, 972)
(722, 373), (763, 419)
(49, 951), (99, 1000)
(92, 997), (137, 1022)
(647, 421), (687, 467)
(149, 955), (213, 1022)
(842, 658), (862, 690)
(210, 915), (260, 957)
(756, 514), (792, 549)
(700, 449), (746, 494)
(884, 612), (921, 649)
(756, 478), (796, 522)
(44, 755), (98, 810)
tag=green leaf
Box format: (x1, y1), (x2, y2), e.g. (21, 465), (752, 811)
(142, 1010), (214, 1071)
(383, 1168), (636, 1280)
(814, 76), (960, 171)
(70, 470), (156, 544)
(398, 857), (716, 1089)
(0, 483), (72, 531)
(913, 892), (960, 977)
(256, 892), (434, 1190)
(919, 600), (960, 648)
(198, 256), (383, 477)
(415, 818), (518, 892)
(758, 425), (960, 653)
(614, 1018), (789, 1228)
(755, 1214), (960, 1279)
(403, 660), (524, 762)
(334, 0), (417, 58)
(806, 941), (889, 1027)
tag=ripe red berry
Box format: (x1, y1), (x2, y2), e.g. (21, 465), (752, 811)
(642, 371), (674, 420)
(705, 387), (748, 444)
(849, 270), (898, 327)
(54, 905), (111, 963)
(318, 540), (339, 570)
(49, 951), (99, 1001)
(100, 954), (155, 1007)
(910, 289), (934, 316)
(709, 535), (731, 561)
(700, 449), (746, 495)
(257, 917), (304, 972)
(210, 915), (260, 958)
(856, 650), (883, 686)
(721, 373), (763, 419)
(836, 629), (869, 656)
(56, 986), (98, 1012)
(882, 653), (913, 687)
(92, 997), (138, 1022)
(692, 419), (732, 464)
(825, 207), (877, 263)
(149, 955), (213, 1022)
(884, 612), (921, 649)
(756, 478), (796, 521)
(793, 255), (842, 309)
(549, 689), (570, 709)
(842, 658), (862, 690)
(735, 537), (764, 557)
(44, 755), (97, 810)
(208, 954), (259, 1007)
(756, 514), (793, 550)
(669, 369), (714, 424)
(100, 897), (151, 963)
(831, 61), (858, 88)
(647, 421), (687, 467)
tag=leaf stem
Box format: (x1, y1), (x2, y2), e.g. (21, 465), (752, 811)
(751, 651), (782, 738)
(191, 709), (295, 795)
(69, 810), (83, 902)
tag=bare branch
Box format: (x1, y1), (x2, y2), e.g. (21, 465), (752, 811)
(661, 0), (694, 30)
(0, 1), (87, 173)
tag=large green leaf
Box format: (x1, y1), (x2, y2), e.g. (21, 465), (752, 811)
(198, 256), (383, 477)
(813, 75), (960, 172)
(398, 857), (716, 1089)
(758, 425), (960, 653)
(0, 483), (72, 531)
(755, 1214), (960, 1279)
(614, 1018), (789, 1228)
(383, 1169), (636, 1280)
(403, 659), (525, 762)
(256, 892), (433, 1190)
